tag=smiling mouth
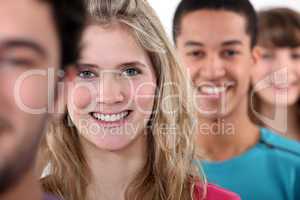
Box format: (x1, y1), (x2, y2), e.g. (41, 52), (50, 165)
(271, 82), (297, 90)
(196, 82), (235, 97)
(198, 86), (226, 95)
(90, 110), (131, 123)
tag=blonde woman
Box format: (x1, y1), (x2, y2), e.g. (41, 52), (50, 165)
(39, 0), (240, 199)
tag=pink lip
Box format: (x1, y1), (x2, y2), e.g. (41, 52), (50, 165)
(272, 84), (296, 91)
(92, 118), (127, 128)
(91, 110), (129, 115)
(273, 86), (287, 90)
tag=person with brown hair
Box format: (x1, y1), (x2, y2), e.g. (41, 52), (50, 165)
(251, 7), (300, 141)
(0, 0), (86, 200)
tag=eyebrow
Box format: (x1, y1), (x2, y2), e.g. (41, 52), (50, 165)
(120, 61), (147, 68)
(184, 40), (243, 47)
(76, 63), (98, 69)
(0, 39), (47, 58)
(77, 61), (148, 69)
(184, 41), (204, 47)
(221, 40), (243, 46)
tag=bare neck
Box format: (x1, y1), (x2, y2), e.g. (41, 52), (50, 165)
(83, 134), (148, 200)
(0, 168), (43, 200)
(197, 99), (260, 161)
(259, 102), (300, 140)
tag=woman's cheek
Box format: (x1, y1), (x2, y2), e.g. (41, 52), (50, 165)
(134, 80), (156, 114)
(68, 83), (94, 113)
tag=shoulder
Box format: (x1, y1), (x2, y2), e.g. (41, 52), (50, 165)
(194, 182), (240, 200)
(260, 128), (300, 158)
(206, 184), (241, 200)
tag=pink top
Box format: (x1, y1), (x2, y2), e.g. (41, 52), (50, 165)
(194, 183), (241, 200)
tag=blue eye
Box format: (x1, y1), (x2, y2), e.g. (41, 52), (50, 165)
(78, 70), (96, 79)
(121, 67), (141, 77)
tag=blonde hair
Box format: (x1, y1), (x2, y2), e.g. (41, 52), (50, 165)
(40, 0), (205, 199)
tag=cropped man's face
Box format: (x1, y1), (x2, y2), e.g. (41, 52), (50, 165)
(176, 10), (256, 119)
(0, 0), (60, 192)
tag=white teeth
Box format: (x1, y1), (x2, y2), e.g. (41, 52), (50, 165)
(92, 111), (129, 122)
(199, 86), (225, 94)
(197, 82), (235, 95)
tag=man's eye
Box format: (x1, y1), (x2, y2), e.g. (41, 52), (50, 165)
(222, 50), (240, 58)
(291, 53), (300, 60)
(78, 70), (96, 79)
(121, 67), (141, 77)
(0, 58), (35, 68)
(187, 51), (205, 58)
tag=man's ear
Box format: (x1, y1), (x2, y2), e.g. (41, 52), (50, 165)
(249, 46), (263, 86)
(51, 65), (76, 121)
(251, 46), (262, 65)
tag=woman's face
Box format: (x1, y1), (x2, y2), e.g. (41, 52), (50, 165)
(252, 46), (300, 106)
(67, 24), (157, 151)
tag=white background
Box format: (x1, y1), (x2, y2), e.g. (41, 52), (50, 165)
(148, 0), (300, 39)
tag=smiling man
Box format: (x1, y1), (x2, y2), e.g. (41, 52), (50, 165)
(173, 0), (300, 199)
(0, 0), (85, 199)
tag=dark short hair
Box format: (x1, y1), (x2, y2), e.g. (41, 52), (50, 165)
(257, 7), (300, 48)
(173, 0), (258, 48)
(43, 0), (86, 68)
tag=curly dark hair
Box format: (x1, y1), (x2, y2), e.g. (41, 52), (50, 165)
(173, 0), (258, 48)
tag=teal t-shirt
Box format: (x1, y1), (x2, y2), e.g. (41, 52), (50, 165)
(200, 128), (300, 200)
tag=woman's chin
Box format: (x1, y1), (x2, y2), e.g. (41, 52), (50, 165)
(84, 131), (141, 152)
